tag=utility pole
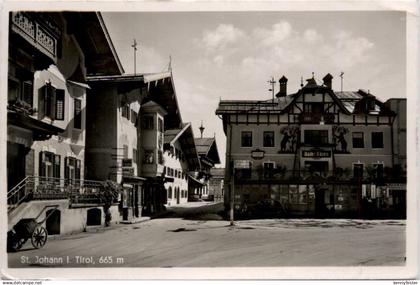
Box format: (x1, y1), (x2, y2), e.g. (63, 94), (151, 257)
(230, 167), (235, 226)
(340, 71), (344, 92)
(268, 77), (275, 102)
(132, 39), (138, 75)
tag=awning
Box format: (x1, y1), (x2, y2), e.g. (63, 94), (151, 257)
(122, 176), (146, 185)
(188, 174), (205, 187)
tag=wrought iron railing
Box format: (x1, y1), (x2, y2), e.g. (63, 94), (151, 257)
(7, 176), (119, 213)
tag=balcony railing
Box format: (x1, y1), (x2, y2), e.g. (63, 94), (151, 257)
(7, 176), (119, 212)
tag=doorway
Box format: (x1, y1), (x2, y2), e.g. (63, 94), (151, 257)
(7, 142), (26, 191)
(315, 188), (326, 217)
(46, 209), (61, 235)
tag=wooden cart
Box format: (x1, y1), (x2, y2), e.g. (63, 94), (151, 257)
(7, 205), (59, 252)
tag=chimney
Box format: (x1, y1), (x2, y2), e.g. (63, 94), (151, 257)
(277, 75), (288, 97)
(323, 73), (333, 89)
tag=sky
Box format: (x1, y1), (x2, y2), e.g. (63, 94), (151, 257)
(103, 11), (406, 167)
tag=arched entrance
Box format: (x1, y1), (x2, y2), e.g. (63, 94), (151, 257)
(46, 209), (61, 235)
(87, 208), (102, 226)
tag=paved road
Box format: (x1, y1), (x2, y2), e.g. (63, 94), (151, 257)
(8, 202), (405, 267)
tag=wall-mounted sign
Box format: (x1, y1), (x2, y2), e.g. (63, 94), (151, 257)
(251, 149), (265, 160)
(302, 150), (331, 158)
(122, 159), (133, 167)
(122, 167), (134, 177)
(234, 160), (251, 169)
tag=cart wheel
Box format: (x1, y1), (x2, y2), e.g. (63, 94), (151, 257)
(31, 226), (48, 249)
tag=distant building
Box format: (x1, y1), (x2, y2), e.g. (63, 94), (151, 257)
(191, 137), (221, 201)
(163, 123), (201, 206)
(216, 74), (406, 218)
(209, 168), (225, 202)
(86, 72), (203, 219)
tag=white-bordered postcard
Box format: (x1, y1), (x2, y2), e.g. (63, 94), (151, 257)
(0, 0), (418, 281)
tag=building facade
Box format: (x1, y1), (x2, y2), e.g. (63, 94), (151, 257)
(163, 123), (201, 206)
(7, 12), (124, 235)
(189, 137), (221, 201)
(216, 74), (406, 218)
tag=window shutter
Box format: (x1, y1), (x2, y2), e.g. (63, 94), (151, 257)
(75, 159), (81, 187)
(50, 86), (56, 120)
(75, 160), (81, 180)
(55, 89), (65, 120)
(54, 154), (61, 178)
(39, 151), (46, 177)
(64, 157), (69, 180)
(38, 86), (46, 119)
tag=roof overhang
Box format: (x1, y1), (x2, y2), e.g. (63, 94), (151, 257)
(63, 12), (124, 76)
(8, 110), (64, 141)
(188, 174), (206, 187)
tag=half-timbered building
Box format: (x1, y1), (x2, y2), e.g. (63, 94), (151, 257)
(216, 74), (406, 218)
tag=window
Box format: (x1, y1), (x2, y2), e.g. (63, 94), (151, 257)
(158, 150), (164, 164)
(131, 110), (137, 125)
(158, 118), (164, 132)
(371, 132), (383, 148)
(133, 149), (138, 164)
(121, 103), (130, 120)
(168, 187), (172, 199)
(241, 131), (252, 147)
(235, 161), (252, 179)
(8, 77), (33, 107)
(304, 102), (324, 114)
(143, 115), (154, 129)
(143, 150), (154, 164)
(55, 89), (65, 120)
(263, 131), (275, 147)
(74, 98), (82, 129)
(304, 130), (329, 146)
(65, 157), (81, 184)
(39, 151), (60, 179)
(38, 83), (55, 119)
(373, 163), (384, 181)
(352, 132), (364, 148)
(38, 83), (66, 121)
(263, 162), (275, 178)
(353, 164), (364, 179)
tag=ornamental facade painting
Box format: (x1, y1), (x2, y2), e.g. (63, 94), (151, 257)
(279, 126), (299, 153)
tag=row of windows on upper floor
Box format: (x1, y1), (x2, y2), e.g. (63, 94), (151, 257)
(39, 151), (81, 181)
(121, 103), (164, 132)
(164, 166), (188, 181)
(240, 130), (384, 149)
(8, 80), (82, 129)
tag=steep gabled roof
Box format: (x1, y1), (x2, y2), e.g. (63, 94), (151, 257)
(194, 137), (221, 165)
(164, 123), (200, 170)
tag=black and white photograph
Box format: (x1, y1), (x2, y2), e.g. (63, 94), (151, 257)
(1, 1), (418, 280)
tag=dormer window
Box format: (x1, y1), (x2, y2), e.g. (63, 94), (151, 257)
(304, 102), (324, 114)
